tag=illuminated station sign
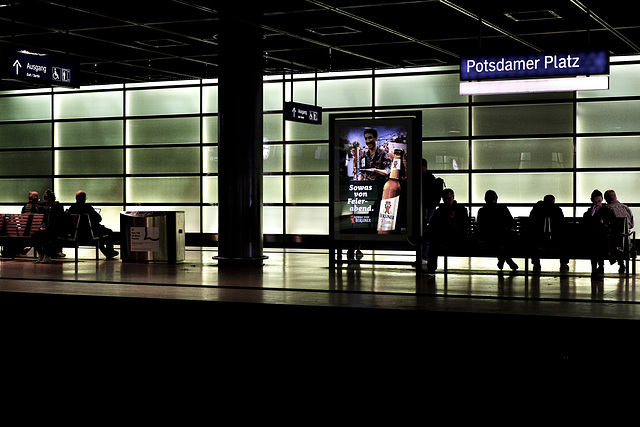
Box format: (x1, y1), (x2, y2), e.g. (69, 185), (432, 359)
(460, 50), (609, 81)
(459, 50), (610, 95)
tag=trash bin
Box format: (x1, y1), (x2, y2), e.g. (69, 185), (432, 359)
(120, 211), (185, 263)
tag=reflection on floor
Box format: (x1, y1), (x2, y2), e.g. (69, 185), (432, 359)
(1, 247), (638, 367)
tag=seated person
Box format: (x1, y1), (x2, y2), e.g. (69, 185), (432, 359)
(477, 189), (518, 271)
(528, 194), (569, 272)
(68, 190), (118, 259)
(582, 189), (615, 275)
(426, 188), (469, 275)
(21, 191), (45, 214)
(20, 190), (65, 258)
(33, 189), (70, 263)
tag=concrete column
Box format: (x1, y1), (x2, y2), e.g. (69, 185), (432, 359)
(216, 7), (265, 267)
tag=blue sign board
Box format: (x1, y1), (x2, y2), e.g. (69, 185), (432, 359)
(284, 101), (322, 125)
(460, 50), (609, 81)
(4, 51), (78, 88)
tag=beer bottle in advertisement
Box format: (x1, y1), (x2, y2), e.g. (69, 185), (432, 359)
(377, 148), (403, 234)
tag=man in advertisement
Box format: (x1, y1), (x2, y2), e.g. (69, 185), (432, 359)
(358, 128), (391, 182)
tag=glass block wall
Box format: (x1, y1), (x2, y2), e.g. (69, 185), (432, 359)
(1, 55), (639, 244)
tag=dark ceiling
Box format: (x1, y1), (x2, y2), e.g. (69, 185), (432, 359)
(1, 0), (638, 90)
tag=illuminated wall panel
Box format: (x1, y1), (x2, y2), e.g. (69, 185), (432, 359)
(55, 178), (123, 204)
(54, 90), (123, 119)
(375, 73), (466, 106)
(57, 149), (122, 175)
(286, 144), (329, 172)
(286, 116), (328, 141)
(473, 103), (573, 136)
(420, 107), (468, 138)
(203, 85), (218, 114)
(0, 150), (51, 175)
(264, 82), (283, 111)
(203, 146), (218, 174)
(286, 206), (329, 235)
(0, 94), (51, 121)
(1, 56), (639, 243)
(264, 114), (283, 141)
(576, 172), (640, 203)
(317, 78), (372, 108)
(263, 145), (283, 173)
(473, 138), (573, 169)
(127, 117), (200, 145)
(264, 206), (284, 234)
(578, 63), (640, 98)
(0, 122), (51, 148)
(55, 120), (123, 147)
(126, 177), (200, 204)
(203, 116), (218, 144)
(577, 100), (640, 133)
(577, 136), (640, 168)
(203, 176), (218, 204)
(126, 147), (199, 174)
(125, 86), (200, 116)
(263, 176), (284, 204)
(422, 140), (469, 171)
(0, 179), (52, 203)
(473, 173), (573, 204)
(285, 175), (328, 203)
(202, 206), (218, 233)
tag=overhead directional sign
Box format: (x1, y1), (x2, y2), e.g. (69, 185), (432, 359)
(4, 51), (78, 88)
(284, 101), (322, 125)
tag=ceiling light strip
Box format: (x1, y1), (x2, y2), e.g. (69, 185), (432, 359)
(570, 0), (640, 53)
(306, 0), (459, 59)
(440, 0), (542, 53)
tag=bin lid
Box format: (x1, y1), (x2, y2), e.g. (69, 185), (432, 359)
(121, 211), (184, 217)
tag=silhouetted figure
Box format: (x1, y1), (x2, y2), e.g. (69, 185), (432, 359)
(528, 194), (569, 272)
(68, 190), (118, 259)
(582, 189), (615, 275)
(477, 189), (518, 271)
(426, 188), (468, 275)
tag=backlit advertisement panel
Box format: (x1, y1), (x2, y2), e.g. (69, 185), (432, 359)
(329, 114), (421, 244)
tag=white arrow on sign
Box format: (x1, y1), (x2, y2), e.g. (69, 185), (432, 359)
(12, 60), (22, 74)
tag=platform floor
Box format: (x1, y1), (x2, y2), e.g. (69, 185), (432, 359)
(1, 246), (639, 371)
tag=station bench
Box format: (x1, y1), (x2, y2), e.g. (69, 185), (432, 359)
(0, 213), (43, 259)
(0, 213), (104, 261)
(433, 216), (636, 277)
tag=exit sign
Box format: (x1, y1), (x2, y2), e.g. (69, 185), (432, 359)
(4, 51), (78, 88)
(284, 101), (322, 125)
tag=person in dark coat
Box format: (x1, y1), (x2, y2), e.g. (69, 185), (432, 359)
(33, 189), (70, 263)
(477, 189), (518, 271)
(528, 194), (569, 272)
(426, 188), (468, 275)
(582, 189), (615, 275)
(68, 190), (118, 259)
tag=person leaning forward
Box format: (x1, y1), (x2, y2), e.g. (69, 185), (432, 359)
(68, 190), (118, 259)
(425, 188), (468, 276)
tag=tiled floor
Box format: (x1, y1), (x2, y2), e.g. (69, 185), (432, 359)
(1, 246), (638, 366)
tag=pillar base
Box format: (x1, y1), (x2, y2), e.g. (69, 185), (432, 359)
(213, 255), (268, 268)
